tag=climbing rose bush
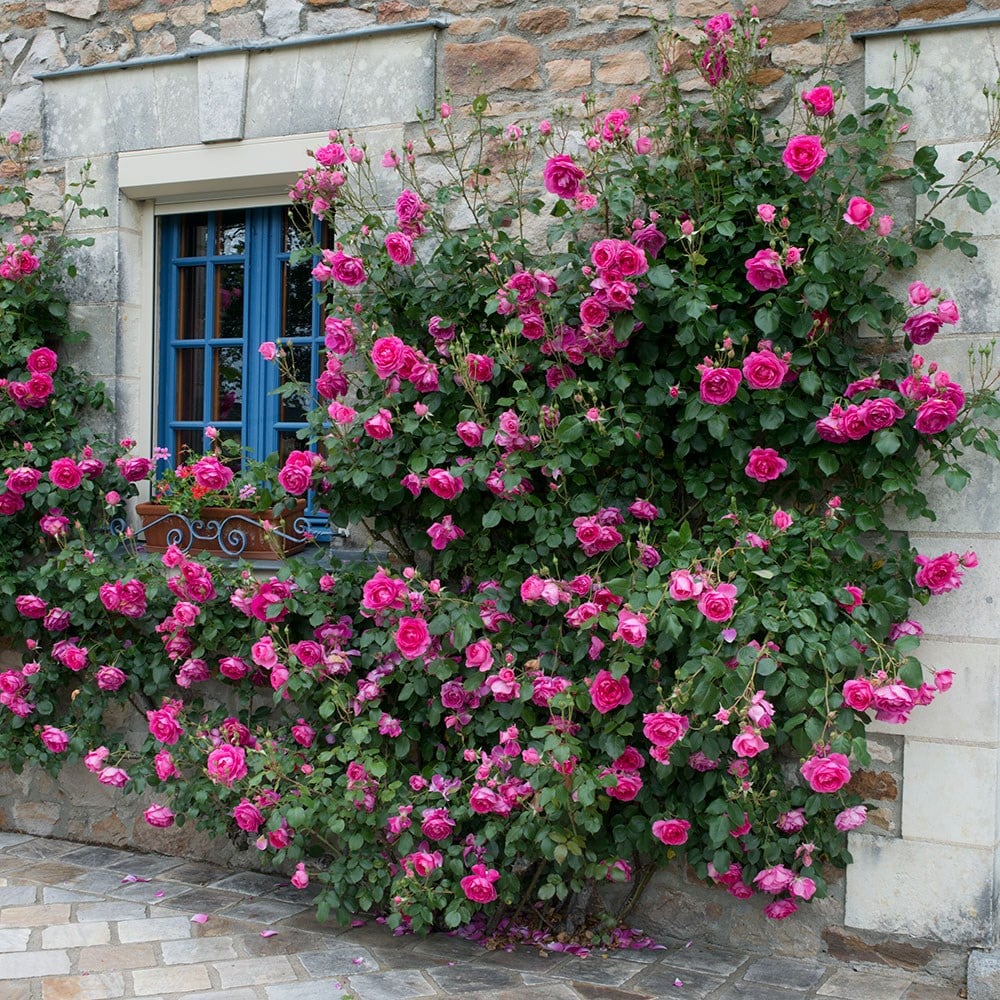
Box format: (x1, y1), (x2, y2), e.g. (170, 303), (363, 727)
(3, 16), (1000, 935)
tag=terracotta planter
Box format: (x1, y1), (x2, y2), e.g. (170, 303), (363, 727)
(135, 500), (308, 559)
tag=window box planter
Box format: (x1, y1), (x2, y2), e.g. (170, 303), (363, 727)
(135, 500), (309, 559)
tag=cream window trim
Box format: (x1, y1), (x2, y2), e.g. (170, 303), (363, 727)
(118, 131), (329, 204)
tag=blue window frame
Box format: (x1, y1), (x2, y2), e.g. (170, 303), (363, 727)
(158, 206), (329, 536)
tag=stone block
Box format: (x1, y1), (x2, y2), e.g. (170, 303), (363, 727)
(117, 915), (192, 943)
(969, 948), (1000, 1000)
(0, 950), (71, 978)
(46, 0), (99, 17)
(219, 12), (262, 42)
(199, 51), (248, 142)
(444, 36), (542, 94)
(906, 536), (1000, 641)
(132, 963), (211, 995)
(41, 922), (111, 949)
(596, 51), (650, 85)
(846, 834), (996, 943)
(866, 28), (1000, 144)
(878, 639), (1000, 743)
(263, 0), (301, 37)
(0, 83), (42, 136)
(546, 58), (591, 91)
(901, 741), (999, 848)
(214, 956), (297, 989)
(516, 7), (570, 33)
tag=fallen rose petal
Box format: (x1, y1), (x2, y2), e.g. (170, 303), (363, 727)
(260, 929), (278, 938)
(190, 913), (209, 924)
(674, 978), (684, 987)
(120, 874), (151, 884)
(154, 891), (165, 898)
(352, 957), (365, 965)
(350, 918), (365, 927)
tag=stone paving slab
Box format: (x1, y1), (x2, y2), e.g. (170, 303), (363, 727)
(0, 832), (971, 1000)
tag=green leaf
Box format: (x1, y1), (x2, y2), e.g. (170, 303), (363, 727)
(966, 187), (992, 214)
(647, 265), (675, 289)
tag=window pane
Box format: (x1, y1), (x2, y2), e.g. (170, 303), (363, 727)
(175, 348), (204, 422)
(177, 267), (206, 340)
(284, 206), (316, 253)
(174, 428), (203, 466)
(179, 214), (208, 257)
(278, 430), (306, 464)
(215, 264), (244, 340)
(213, 345), (243, 423)
(282, 259), (313, 339)
(215, 211), (246, 256)
(280, 344), (313, 423)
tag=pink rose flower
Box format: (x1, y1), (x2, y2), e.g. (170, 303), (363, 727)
(772, 509), (793, 530)
(466, 354), (495, 382)
(144, 804), (175, 828)
(147, 708), (184, 745)
(460, 863), (500, 903)
(98, 767), (130, 788)
(48, 457), (83, 490)
(842, 677), (875, 711)
(699, 366), (742, 405)
(420, 807), (455, 840)
(782, 134), (827, 181)
(732, 730), (769, 758)
(191, 455), (233, 492)
(363, 408), (394, 440)
(801, 85), (835, 116)
(843, 196), (875, 230)
(697, 583), (738, 622)
(456, 421), (485, 447)
(835, 805), (868, 831)
(589, 669), (633, 714)
(800, 752), (852, 793)
(642, 711), (689, 748)
(764, 899), (798, 920)
(652, 818), (691, 846)
(291, 863), (309, 889)
(937, 299), (960, 324)
(744, 447), (787, 482)
(206, 743), (248, 787)
(395, 616), (432, 659)
(742, 348), (789, 390)
(26, 347), (58, 374)
(233, 799), (265, 832)
(425, 468), (464, 500)
(744, 248), (787, 291)
(611, 609), (648, 648)
(914, 551), (964, 594)
(908, 281), (934, 306)
(40, 725), (70, 753)
(903, 311), (943, 346)
(914, 398), (958, 434)
(543, 154), (586, 199)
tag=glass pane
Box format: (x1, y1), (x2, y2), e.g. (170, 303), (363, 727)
(174, 428), (203, 466)
(278, 430), (306, 465)
(177, 266), (206, 340)
(284, 207), (315, 254)
(215, 264), (244, 340)
(175, 348), (204, 422)
(179, 214), (208, 257)
(213, 346), (243, 423)
(282, 259), (313, 339)
(280, 344), (313, 423)
(215, 211), (246, 256)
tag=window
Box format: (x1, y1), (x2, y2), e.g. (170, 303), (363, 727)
(158, 205), (329, 536)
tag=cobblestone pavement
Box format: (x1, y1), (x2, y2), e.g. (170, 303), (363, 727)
(0, 832), (964, 1000)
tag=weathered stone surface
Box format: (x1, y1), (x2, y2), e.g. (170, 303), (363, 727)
(446, 16), (495, 35)
(579, 4), (617, 22)
(16, 11), (46, 27)
(769, 38), (860, 69)
(169, 3), (205, 26)
(304, 7), (374, 31)
(847, 769), (898, 800)
(546, 57), (591, 91)
(516, 7), (569, 33)
(210, 0), (247, 12)
(131, 11), (165, 30)
(11, 27), (66, 81)
(676, 0), (729, 15)
(138, 29), (176, 55)
(377, 0), (429, 21)
(823, 927), (934, 970)
(766, 19), (823, 44)
(898, 0), (965, 20)
(444, 36), (541, 94)
(748, 67), (784, 86)
(596, 50), (649, 85)
(755, 0), (790, 16)
(844, 6), (899, 32)
(550, 28), (648, 51)
(263, 0), (300, 37)
(77, 25), (135, 65)
(45, 0), (97, 19)
(218, 11), (260, 40)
